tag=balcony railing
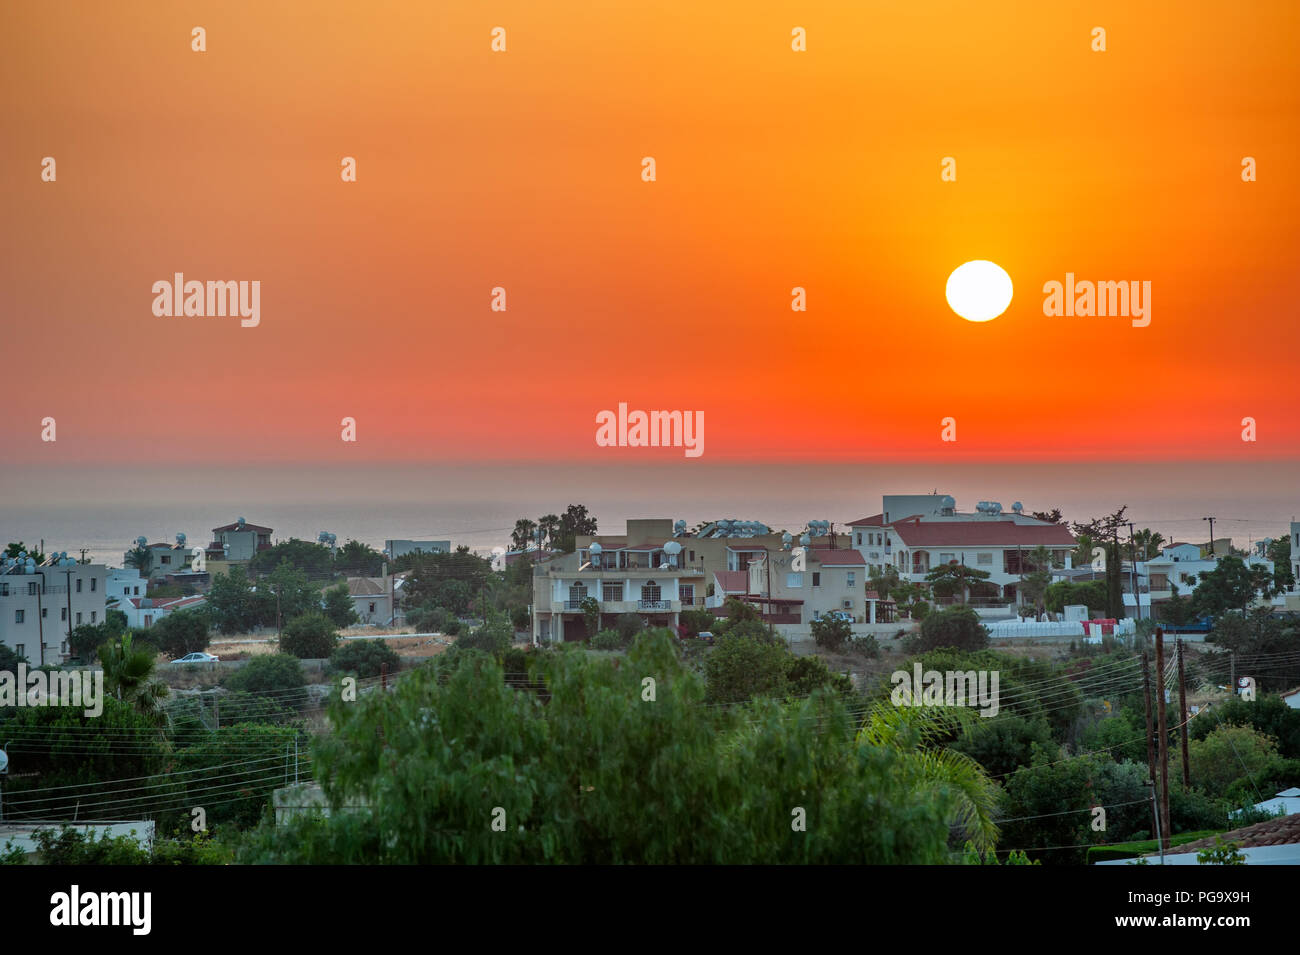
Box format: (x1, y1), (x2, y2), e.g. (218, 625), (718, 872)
(638, 599), (670, 611)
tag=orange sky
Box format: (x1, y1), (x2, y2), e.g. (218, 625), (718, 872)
(3, 0), (1298, 465)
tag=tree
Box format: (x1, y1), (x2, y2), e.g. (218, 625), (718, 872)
(239, 632), (957, 864)
(925, 562), (992, 605)
(260, 560), (320, 629)
(908, 605), (989, 653)
(322, 583), (361, 628)
(67, 622), (115, 664)
(207, 566), (259, 634)
(537, 514), (561, 550)
(553, 504), (598, 553)
(0, 643), (25, 670)
(456, 613), (514, 655)
(122, 544), (153, 577)
(280, 613), (340, 659)
(511, 518), (538, 552)
(1192, 556), (1265, 619)
(679, 609), (716, 637)
(5, 541), (47, 563)
(580, 595), (601, 639)
(1176, 724), (1278, 800)
(249, 538), (333, 575)
(704, 632), (790, 704)
(1131, 528), (1165, 562)
(810, 614), (851, 651)
(97, 633), (169, 718)
(1018, 545), (1055, 619)
(333, 539), (385, 576)
(330, 639), (400, 679)
(1030, 508), (1064, 524)
(152, 609), (210, 659)
(1266, 535), (1294, 592)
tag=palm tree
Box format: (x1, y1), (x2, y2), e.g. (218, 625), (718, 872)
(511, 518), (538, 552)
(857, 701), (999, 853)
(537, 514), (561, 550)
(98, 633), (169, 720)
(123, 544), (153, 577)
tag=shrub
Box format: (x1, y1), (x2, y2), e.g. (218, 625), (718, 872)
(224, 654), (306, 694)
(456, 615), (513, 655)
(330, 639), (399, 679)
(906, 606), (989, 654)
(811, 615), (852, 651)
(590, 629), (624, 651)
(679, 609), (717, 637)
(615, 613), (644, 644)
(280, 613), (340, 659)
(704, 633), (790, 704)
(322, 584), (361, 628)
(846, 634), (880, 658)
(154, 609), (210, 659)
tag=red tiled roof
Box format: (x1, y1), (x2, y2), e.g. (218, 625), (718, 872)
(1174, 814), (1300, 852)
(889, 518), (1075, 548)
(212, 521), (273, 533)
(848, 514), (886, 527)
(810, 548), (866, 566)
(713, 570), (748, 593)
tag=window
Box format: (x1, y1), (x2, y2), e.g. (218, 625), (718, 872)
(134, 586), (140, 595)
(977, 553), (993, 566)
(847, 572), (856, 587)
(601, 582), (623, 602)
(15, 645), (23, 658)
(27, 581), (37, 595)
(641, 581), (662, 604)
(42, 608), (47, 618)
(812, 572), (821, 587)
(368, 602), (376, 613)
(61, 607), (67, 621)
(76, 578), (82, 593)
(91, 577), (97, 591)
(0, 583), (6, 596)
(567, 582), (588, 607)
(688, 550), (695, 563)
(160, 556), (170, 565)
(15, 609), (24, 623)
(940, 553), (955, 564)
(856, 533), (863, 546)
(786, 573), (803, 588)
(91, 611), (97, 623)
(76, 612), (82, 625)
(680, 584), (695, 605)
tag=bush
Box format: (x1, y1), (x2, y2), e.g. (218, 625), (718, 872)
(704, 633), (790, 704)
(615, 613), (644, 644)
(811, 615), (852, 651)
(280, 613), (340, 659)
(224, 654), (306, 694)
(330, 639), (399, 679)
(679, 609), (717, 637)
(846, 634), (880, 658)
(907, 606), (989, 654)
(456, 615), (513, 655)
(322, 584), (361, 628)
(154, 609), (210, 659)
(590, 629), (624, 651)
(510, 606), (531, 631)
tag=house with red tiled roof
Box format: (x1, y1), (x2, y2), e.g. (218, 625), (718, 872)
(848, 493), (1076, 610)
(1096, 812), (1300, 865)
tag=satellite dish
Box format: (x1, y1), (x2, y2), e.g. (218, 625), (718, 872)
(0, 749), (9, 775)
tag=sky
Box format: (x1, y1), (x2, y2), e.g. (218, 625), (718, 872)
(2, 0), (1298, 466)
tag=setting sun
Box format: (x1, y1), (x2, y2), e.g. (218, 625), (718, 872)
(946, 261), (1014, 323)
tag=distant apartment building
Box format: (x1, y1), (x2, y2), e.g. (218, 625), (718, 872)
(204, 518), (273, 563)
(385, 539), (451, 560)
(0, 554), (107, 664)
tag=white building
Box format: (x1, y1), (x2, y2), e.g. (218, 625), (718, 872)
(0, 554), (107, 664)
(849, 494), (1075, 607)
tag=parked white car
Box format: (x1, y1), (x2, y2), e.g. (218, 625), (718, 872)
(170, 652), (219, 664)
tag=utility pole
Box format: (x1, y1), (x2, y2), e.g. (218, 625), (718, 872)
(1127, 522), (1141, 623)
(1230, 649), (1236, 696)
(1203, 517), (1216, 555)
(1141, 651), (1160, 837)
(1177, 639), (1191, 790)
(1154, 627), (1172, 850)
